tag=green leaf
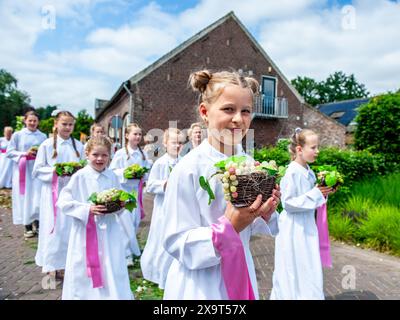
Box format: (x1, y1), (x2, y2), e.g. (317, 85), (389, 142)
(119, 191), (129, 202)
(88, 192), (97, 203)
(199, 176), (215, 205)
(125, 201), (137, 212)
(55, 166), (63, 176)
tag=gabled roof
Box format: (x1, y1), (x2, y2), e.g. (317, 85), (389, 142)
(127, 11), (304, 104)
(96, 11), (305, 120)
(316, 98), (370, 126)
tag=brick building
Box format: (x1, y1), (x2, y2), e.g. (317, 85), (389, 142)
(95, 11), (345, 149)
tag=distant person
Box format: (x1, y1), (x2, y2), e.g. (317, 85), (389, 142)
(181, 122), (204, 156)
(0, 126), (14, 188)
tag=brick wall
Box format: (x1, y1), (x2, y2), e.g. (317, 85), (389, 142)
(97, 16), (345, 148)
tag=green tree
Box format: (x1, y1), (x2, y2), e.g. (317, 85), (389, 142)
(36, 105), (58, 120)
(291, 71), (369, 106)
(354, 92), (400, 163)
(291, 76), (320, 106)
(73, 109), (94, 140)
(0, 69), (31, 132)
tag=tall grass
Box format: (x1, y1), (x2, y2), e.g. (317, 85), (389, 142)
(329, 172), (400, 255)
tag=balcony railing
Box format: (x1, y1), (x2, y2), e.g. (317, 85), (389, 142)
(253, 95), (288, 118)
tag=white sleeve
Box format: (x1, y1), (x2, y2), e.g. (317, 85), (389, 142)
(146, 161), (167, 195)
(282, 172), (326, 213)
(250, 212), (279, 236)
(109, 152), (127, 184)
(32, 144), (54, 183)
(163, 168), (220, 270)
(57, 174), (90, 224)
(6, 133), (25, 162)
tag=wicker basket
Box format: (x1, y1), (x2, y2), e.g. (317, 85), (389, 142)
(102, 201), (123, 214)
(231, 172), (276, 207)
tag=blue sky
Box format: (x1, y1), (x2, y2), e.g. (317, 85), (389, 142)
(1, 0), (399, 116)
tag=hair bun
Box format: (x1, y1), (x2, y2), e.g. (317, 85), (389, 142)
(189, 70), (212, 93)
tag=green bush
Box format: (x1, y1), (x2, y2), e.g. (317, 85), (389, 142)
(355, 92), (400, 164)
(328, 212), (357, 241)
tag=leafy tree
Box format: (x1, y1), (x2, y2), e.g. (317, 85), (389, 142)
(0, 69), (31, 132)
(291, 71), (369, 106)
(291, 76), (320, 106)
(36, 105), (58, 121)
(73, 109), (94, 140)
(354, 92), (400, 163)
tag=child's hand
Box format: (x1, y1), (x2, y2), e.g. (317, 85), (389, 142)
(224, 194), (278, 233)
(318, 186), (333, 197)
(90, 205), (107, 215)
(26, 149), (37, 157)
(259, 184), (281, 221)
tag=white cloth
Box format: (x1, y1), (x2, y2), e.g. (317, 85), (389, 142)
(0, 137), (13, 188)
(109, 146), (151, 257)
(270, 161), (326, 300)
(57, 165), (133, 300)
(32, 136), (85, 272)
(162, 139), (279, 300)
(140, 153), (179, 289)
(6, 128), (46, 225)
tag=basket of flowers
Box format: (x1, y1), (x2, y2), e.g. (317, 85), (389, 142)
(314, 165), (344, 189)
(123, 164), (150, 179)
(55, 160), (87, 177)
(200, 156), (286, 207)
(88, 188), (137, 214)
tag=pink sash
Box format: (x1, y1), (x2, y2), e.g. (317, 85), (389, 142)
(50, 171), (58, 234)
(316, 198), (332, 268)
(86, 214), (103, 288)
(18, 155), (36, 195)
(0, 148), (6, 153)
(211, 216), (255, 300)
(138, 178), (145, 219)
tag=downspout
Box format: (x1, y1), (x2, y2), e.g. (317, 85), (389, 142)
(123, 80), (134, 123)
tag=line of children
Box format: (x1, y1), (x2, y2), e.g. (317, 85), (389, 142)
(6, 111), (47, 238)
(0, 126), (14, 189)
(33, 111), (85, 278)
(110, 123), (151, 264)
(57, 136), (133, 300)
(140, 127), (184, 289)
(270, 128), (334, 300)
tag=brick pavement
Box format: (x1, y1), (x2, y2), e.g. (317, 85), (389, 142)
(1, 190), (400, 300)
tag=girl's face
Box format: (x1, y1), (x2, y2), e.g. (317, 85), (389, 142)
(86, 145), (110, 172)
(165, 132), (183, 158)
(25, 115), (39, 131)
(92, 127), (104, 138)
(56, 115), (75, 140)
(191, 126), (203, 144)
(126, 128), (142, 148)
(200, 85), (253, 154)
(297, 134), (319, 164)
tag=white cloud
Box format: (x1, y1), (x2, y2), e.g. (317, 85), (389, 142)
(1, 0), (399, 118)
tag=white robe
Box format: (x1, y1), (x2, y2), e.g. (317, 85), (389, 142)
(140, 153), (179, 289)
(6, 128), (47, 225)
(270, 161), (326, 300)
(109, 146), (151, 257)
(57, 165), (133, 300)
(162, 139), (279, 300)
(0, 137), (13, 188)
(32, 136), (85, 272)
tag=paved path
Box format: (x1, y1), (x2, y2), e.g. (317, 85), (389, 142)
(1, 190), (400, 300)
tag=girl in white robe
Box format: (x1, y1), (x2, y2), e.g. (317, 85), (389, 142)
(162, 70), (281, 300)
(58, 136), (133, 300)
(32, 111), (84, 274)
(140, 128), (183, 289)
(6, 112), (46, 238)
(0, 126), (14, 188)
(270, 128), (334, 300)
(110, 123), (151, 259)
